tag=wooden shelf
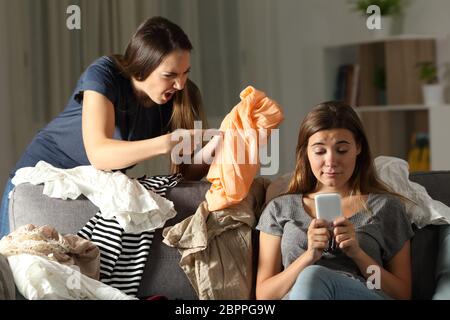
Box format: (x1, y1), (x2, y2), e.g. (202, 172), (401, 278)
(325, 37), (450, 170)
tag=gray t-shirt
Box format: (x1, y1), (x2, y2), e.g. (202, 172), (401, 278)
(256, 193), (414, 281)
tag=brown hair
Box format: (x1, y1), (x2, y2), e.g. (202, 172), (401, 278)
(112, 16), (192, 81)
(287, 101), (403, 203)
(170, 79), (208, 174)
(111, 16), (207, 173)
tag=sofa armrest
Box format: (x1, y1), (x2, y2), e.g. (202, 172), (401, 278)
(432, 225), (450, 299)
(9, 183), (99, 234)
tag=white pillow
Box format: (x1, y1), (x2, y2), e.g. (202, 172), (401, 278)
(374, 156), (450, 228)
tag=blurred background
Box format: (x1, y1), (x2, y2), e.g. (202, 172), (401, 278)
(1, 0), (450, 186)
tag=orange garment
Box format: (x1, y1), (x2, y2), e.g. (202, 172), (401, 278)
(206, 86), (284, 211)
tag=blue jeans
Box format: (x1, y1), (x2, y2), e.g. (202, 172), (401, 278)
(0, 178), (14, 238)
(288, 265), (388, 300)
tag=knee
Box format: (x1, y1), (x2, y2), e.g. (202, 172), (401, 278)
(289, 265), (332, 300)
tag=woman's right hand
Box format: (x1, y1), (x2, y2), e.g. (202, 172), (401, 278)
(306, 218), (331, 263)
(165, 129), (206, 162)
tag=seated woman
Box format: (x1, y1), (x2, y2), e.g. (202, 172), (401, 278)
(255, 101), (414, 300)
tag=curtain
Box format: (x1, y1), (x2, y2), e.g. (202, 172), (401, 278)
(0, 0), (14, 185)
(0, 0), (244, 180)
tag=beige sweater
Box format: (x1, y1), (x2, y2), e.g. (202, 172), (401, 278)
(0, 224), (100, 280)
(163, 177), (269, 299)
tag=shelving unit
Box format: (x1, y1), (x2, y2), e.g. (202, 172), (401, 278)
(352, 105), (450, 170)
(324, 36), (450, 171)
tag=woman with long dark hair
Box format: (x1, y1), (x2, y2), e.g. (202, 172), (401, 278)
(0, 17), (212, 237)
(256, 101), (413, 300)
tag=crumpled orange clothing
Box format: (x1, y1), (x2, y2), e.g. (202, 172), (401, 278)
(205, 86), (284, 211)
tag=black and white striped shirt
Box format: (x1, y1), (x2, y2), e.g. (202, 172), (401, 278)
(78, 173), (182, 296)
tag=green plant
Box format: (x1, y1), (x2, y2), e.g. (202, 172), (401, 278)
(349, 0), (407, 16)
(417, 62), (438, 85)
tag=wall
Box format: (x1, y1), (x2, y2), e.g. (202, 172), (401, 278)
(236, 0), (375, 176)
(2, 0), (450, 185)
(235, 0), (450, 176)
(403, 0), (450, 35)
(0, 0), (14, 186)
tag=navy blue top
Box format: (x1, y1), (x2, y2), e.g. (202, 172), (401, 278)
(11, 56), (173, 177)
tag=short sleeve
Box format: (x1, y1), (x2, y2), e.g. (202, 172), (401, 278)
(256, 199), (284, 236)
(375, 197), (415, 262)
(75, 57), (118, 105)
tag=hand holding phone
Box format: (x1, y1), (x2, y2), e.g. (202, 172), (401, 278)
(314, 193), (342, 224)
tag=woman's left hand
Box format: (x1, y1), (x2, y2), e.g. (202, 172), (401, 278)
(332, 217), (361, 259)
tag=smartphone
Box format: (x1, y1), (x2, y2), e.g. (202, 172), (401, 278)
(314, 193), (342, 223)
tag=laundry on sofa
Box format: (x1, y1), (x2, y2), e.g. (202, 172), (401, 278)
(0, 224), (100, 279)
(4, 167), (450, 299)
(11, 161), (177, 233)
(8, 254), (136, 300)
(6, 165), (185, 298)
(163, 177), (269, 299)
(77, 173), (183, 296)
(0, 224), (135, 299)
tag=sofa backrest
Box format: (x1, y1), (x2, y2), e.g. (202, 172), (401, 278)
(140, 181), (211, 299)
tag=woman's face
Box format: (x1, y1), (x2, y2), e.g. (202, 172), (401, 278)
(307, 128), (361, 192)
(132, 49), (191, 105)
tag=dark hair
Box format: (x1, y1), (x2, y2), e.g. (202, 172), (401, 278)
(111, 17), (207, 174)
(112, 16), (192, 81)
(170, 78), (208, 174)
(287, 101), (397, 200)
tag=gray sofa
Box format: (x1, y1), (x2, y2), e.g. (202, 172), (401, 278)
(4, 172), (450, 300)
